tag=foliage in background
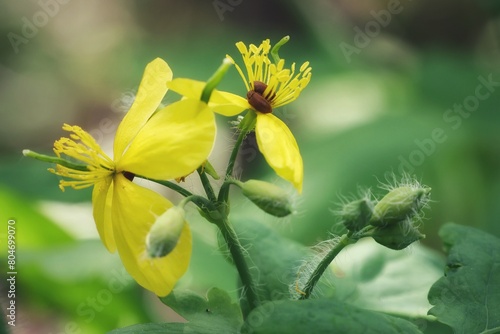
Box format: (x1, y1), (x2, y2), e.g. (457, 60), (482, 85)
(1, 1), (500, 333)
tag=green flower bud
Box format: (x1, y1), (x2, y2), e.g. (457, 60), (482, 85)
(372, 220), (425, 250)
(341, 198), (374, 232)
(239, 179), (293, 217)
(370, 186), (431, 227)
(146, 207), (185, 258)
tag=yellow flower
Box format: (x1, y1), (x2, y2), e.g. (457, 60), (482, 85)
(167, 38), (311, 193)
(50, 58), (215, 296)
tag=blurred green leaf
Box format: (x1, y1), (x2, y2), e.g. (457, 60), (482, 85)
(160, 287), (242, 330)
(0, 307), (8, 334)
(428, 223), (500, 333)
(0, 185), (73, 250)
(0, 181), (149, 332)
(331, 239), (443, 318)
(0, 156), (91, 203)
(111, 288), (243, 334)
(184, 222), (238, 294)
(17, 239), (150, 332)
(240, 299), (422, 334)
(108, 322), (231, 334)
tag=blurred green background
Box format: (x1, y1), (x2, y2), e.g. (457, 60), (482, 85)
(1, 0), (500, 333)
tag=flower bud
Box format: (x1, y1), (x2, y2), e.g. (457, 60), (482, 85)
(340, 198), (374, 232)
(146, 207), (186, 258)
(372, 220), (425, 250)
(370, 186), (431, 227)
(240, 179), (293, 217)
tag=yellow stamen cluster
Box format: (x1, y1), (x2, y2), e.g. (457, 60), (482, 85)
(227, 39), (312, 109)
(49, 124), (115, 191)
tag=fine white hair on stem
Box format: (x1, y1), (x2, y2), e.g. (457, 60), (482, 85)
(289, 236), (342, 299)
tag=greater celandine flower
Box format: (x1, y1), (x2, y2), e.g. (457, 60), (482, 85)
(44, 58), (215, 296)
(167, 38), (311, 193)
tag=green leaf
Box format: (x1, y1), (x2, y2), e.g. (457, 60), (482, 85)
(332, 239), (444, 319)
(158, 287), (242, 332)
(0, 156), (92, 202)
(108, 322), (231, 334)
(428, 223), (500, 333)
(241, 299), (423, 334)
(231, 219), (443, 320)
(17, 240), (150, 332)
(0, 186), (73, 249)
(185, 218), (239, 294)
(231, 218), (309, 302)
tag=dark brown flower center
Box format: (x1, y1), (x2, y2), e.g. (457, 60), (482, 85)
(123, 171), (135, 181)
(247, 81), (273, 114)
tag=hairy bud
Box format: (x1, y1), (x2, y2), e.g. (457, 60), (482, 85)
(371, 220), (425, 250)
(240, 179), (293, 217)
(146, 207), (186, 258)
(370, 186), (431, 227)
(340, 198), (374, 232)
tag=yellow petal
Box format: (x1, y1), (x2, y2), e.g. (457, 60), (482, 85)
(211, 91), (249, 116)
(255, 113), (303, 193)
(114, 58), (173, 158)
(91, 177), (116, 252)
(118, 99), (215, 180)
(168, 78), (248, 116)
(166, 78), (202, 99)
(112, 173), (191, 296)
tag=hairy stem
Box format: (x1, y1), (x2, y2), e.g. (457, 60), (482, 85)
(217, 111), (255, 204)
(213, 111), (260, 316)
(217, 129), (247, 204)
(299, 232), (355, 300)
(299, 225), (375, 299)
(215, 216), (260, 315)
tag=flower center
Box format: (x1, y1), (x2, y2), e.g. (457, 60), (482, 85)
(49, 124), (115, 191)
(247, 81), (274, 114)
(123, 171), (135, 182)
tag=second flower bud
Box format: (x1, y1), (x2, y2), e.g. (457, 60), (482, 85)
(370, 186), (431, 227)
(146, 207), (186, 258)
(232, 179), (294, 217)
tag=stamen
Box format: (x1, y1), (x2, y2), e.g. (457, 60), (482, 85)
(50, 124), (115, 191)
(233, 38), (311, 112)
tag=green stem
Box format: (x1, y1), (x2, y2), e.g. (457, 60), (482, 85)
(198, 168), (217, 203)
(215, 216), (260, 314)
(211, 111), (260, 316)
(299, 232), (356, 300)
(181, 194), (217, 213)
(271, 35), (290, 64)
(136, 175), (193, 198)
(23, 149), (89, 171)
(217, 129), (247, 204)
(201, 58), (232, 104)
(140, 175), (219, 216)
(299, 225), (375, 299)
(217, 112), (256, 204)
